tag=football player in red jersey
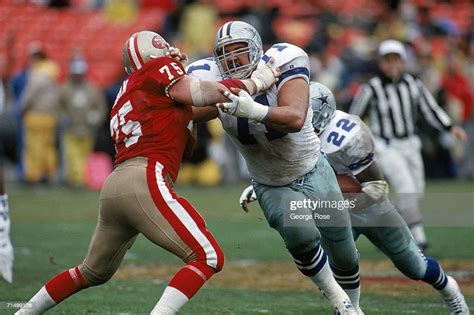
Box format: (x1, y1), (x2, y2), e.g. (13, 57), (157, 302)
(16, 31), (279, 315)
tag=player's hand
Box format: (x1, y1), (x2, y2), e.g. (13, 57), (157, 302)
(451, 126), (467, 143)
(216, 88), (269, 121)
(250, 58), (280, 93)
(239, 185), (257, 212)
(166, 47), (188, 64)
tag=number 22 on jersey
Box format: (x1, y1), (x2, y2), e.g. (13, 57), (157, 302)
(326, 119), (357, 147)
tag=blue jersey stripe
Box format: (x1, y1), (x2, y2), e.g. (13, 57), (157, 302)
(276, 67), (310, 88)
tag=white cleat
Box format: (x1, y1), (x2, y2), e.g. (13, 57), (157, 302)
(356, 307), (365, 315)
(334, 298), (359, 315)
(0, 239), (13, 283)
(441, 276), (470, 315)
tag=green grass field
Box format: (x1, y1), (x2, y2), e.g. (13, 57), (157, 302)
(2, 180), (473, 314)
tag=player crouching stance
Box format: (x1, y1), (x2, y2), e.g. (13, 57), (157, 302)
(241, 82), (469, 315)
(15, 31), (279, 315)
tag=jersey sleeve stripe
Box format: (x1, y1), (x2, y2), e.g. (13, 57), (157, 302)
(276, 67), (310, 88)
(348, 152), (374, 171)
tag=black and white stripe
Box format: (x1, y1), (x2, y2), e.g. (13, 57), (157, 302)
(218, 21), (234, 39)
(349, 73), (452, 139)
(332, 265), (360, 290)
(292, 245), (328, 277)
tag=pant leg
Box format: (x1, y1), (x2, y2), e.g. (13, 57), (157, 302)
(375, 138), (422, 226)
(303, 156), (359, 271)
(353, 199), (427, 280)
(254, 183), (321, 255)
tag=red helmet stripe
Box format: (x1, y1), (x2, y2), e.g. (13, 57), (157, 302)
(127, 35), (139, 71)
(133, 33), (145, 67)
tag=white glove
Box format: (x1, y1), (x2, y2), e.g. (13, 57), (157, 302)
(239, 185), (257, 213)
(217, 89), (269, 121)
(361, 180), (388, 202)
(250, 58), (280, 93)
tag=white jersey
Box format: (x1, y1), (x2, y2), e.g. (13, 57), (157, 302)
(319, 110), (375, 176)
(187, 43), (320, 186)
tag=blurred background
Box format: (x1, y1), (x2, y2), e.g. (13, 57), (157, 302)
(0, 0), (472, 189)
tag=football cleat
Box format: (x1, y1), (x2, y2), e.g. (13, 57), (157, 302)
(333, 298), (358, 315)
(442, 276), (470, 315)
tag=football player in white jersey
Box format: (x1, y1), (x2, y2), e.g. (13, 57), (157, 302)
(189, 21), (361, 314)
(240, 82), (470, 315)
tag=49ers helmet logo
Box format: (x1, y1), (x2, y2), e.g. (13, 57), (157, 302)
(152, 35), (168, 49)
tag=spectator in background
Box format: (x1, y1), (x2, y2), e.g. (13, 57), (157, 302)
(179, 0), (217, 59)
(20, 51), (60, 184)
(59, 59), (106, 187)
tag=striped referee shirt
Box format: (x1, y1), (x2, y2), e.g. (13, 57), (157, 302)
(349, 72), (452, 140)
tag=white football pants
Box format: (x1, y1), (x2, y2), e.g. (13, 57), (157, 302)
(374, 136), (425, 226)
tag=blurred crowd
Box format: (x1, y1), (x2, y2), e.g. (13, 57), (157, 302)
(0, 0), (472, 188)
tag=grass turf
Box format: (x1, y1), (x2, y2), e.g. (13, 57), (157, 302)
(2, 180), (473, 314)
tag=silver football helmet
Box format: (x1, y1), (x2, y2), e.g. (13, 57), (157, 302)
(213, 21), (263, 79)
(310, 82), (336, 134)
(123, 31), (170, 75)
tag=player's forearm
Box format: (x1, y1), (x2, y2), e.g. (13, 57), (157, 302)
(264, 106), (307, 133)
(189, 79), (255, 107)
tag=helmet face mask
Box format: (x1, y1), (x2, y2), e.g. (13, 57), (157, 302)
(214, 21), (263, 79)
(310, 82), (336, 135)
(123, 31), (171, 75)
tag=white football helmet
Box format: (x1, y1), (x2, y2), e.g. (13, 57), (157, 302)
(310, 82), (336, 134)
(214, 21), (263, 79)
(123, 31), (170, 75)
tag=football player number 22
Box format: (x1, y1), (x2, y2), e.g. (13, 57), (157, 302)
(327, 119), (356, 147)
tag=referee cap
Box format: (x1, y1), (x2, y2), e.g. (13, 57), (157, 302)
(378, 40), (407, 60)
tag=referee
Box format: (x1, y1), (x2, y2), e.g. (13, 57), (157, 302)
(349, 39), (466, 253)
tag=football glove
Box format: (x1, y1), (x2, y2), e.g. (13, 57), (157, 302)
(239, 185), (257, 213)
(217, 89), (269, 121)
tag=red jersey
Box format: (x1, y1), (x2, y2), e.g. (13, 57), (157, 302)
(110, 56), (191, 182)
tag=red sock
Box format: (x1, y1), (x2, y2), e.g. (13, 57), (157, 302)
(45, 266), (89, 303)
(168, 262), (216, 299)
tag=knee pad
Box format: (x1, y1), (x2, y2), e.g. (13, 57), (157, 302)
(78, 263), (113, 287)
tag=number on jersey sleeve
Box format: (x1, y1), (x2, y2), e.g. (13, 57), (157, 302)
(147, 57), (187, 87)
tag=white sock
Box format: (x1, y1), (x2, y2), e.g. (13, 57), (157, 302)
(344, 287), (360, 309)
(410, 223), (427, 245)
(151, 286), (189, 315)
(310, 261), (349, 305)
(15, 286), (56, 314)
